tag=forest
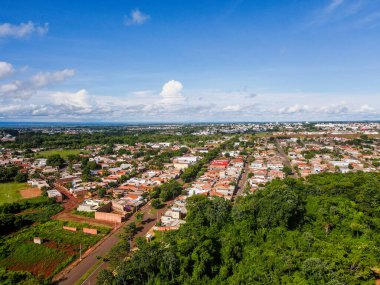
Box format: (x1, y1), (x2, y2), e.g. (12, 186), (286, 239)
(97, 172), (380, 285)
(0, 129), (223, 149)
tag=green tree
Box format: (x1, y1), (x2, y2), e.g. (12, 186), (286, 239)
(46, 154), (65, 168)
(151, 198), (162, 209)
(136, 211), (144, 224)
(14, 172), (28, 182)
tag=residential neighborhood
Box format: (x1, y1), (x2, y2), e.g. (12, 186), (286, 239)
(0, 122), (379, 285)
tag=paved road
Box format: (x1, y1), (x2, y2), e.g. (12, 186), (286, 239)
(274, 139), (298, 178)
(234, 162), (249, 199)
(274, 140), (292, 169)
(57, 201), (170, 285)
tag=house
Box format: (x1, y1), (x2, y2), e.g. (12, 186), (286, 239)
(28, 179), (49, 189)
(173, 156), (199, 170)
(77, 199), (103, 212)
(46, 189), (63, 202)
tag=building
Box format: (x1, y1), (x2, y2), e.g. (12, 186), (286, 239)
(46, 189), (63, 202)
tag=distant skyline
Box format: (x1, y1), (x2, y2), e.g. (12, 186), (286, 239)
(0, 0), (379, 122)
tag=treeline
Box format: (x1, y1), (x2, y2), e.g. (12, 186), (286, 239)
(1, 131), (224, 149)
(97, 172), (380, 285)
(150, 180), (183, 202)
(0, 197), (63, 235)
(148, 147), (189, 167)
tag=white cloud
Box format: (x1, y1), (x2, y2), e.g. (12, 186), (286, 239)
(356, 104), (375, 113)
(277, 103), (351, 115)
(52, 89), (92, 113)
(278, 104), (310, 114)
(31, 69), (75, 87)
(0, 68), (75, 100)
(124, 9), (150, 26)
(0, 67), (379, 121)
(0, 62), (14, 79)
(0, 80), (33, 99)
(0, 81), (21, 93)
(319, 103), (349, 114)
(159, 80), (185, 105)
(0, 21), (49, 38)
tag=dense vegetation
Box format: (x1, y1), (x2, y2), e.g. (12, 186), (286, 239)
(1, 130), (223, 149)
(0, 196), (63, 235)
(97, 172), (380, 285)
(0, 165), (26, 183)
(0, 267), (41, 285)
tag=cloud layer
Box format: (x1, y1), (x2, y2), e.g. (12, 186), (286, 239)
(0, 60), (378, 122)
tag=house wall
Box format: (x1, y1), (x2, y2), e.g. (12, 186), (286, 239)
(63, 226), (77, 232)
(83, 228), (97, 235)
(95, 212), (123, 223)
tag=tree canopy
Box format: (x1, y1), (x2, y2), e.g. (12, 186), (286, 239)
(97, 172), (380, 285)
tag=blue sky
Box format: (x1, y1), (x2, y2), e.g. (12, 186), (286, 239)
(0, 0), (379, 122)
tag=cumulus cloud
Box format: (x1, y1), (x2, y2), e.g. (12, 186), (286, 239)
(124, 9), (150, 26)
(0, 61), (14, 79)
(0, 80), (33, 99)
(0, 21), (49, 38)
(0, 68), (75, 100)
(159, 80), (185, 105)
(0, 65), (379, 121)
(31, 69), (75, 87)
(52, 89), (93, 113)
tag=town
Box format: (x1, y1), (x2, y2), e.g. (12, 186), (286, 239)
(0, 122), (379, 284)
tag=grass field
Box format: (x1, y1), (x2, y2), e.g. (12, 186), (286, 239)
(0, 182), (28, 204)
(35, 149), (89, 159)
(0, 220), (111, 278)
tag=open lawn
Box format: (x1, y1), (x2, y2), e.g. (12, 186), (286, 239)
(35, 149), (89, 159)
(0, 220), (111, 278)
(0, 182), (28, 204)
(254, 132), (272, 138)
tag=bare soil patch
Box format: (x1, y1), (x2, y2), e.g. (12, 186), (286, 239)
(20, 187), (42, 199)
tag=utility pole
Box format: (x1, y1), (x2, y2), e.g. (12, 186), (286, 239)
(80, 243), (82, 261)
